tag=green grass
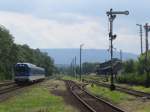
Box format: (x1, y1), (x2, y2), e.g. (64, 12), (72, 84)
(114, 82), (150, 93)
(73, 75), (150, 112)
(83, 74), (110, 83)
(83, 74), (150, 93)
(62, 75), (76, 80)
(130, 86), (150, 93)
(0, 82), (78, 112)
(87, 84), (135, 104)
(61, 75), (80, 82)
(87, 83), (150, 112)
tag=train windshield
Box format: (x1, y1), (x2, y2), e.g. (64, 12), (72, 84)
(15, 65), (29, 73)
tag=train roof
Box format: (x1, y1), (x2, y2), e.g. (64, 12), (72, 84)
(16, 63), (45, 70)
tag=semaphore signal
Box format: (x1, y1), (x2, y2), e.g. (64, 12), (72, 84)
(106, 8), (129, 90)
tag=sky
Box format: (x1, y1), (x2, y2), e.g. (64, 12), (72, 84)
(0, 0), (149, 54)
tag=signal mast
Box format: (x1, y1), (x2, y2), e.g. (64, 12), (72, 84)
(106, 8), (129, 90)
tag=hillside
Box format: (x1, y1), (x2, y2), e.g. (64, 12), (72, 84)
(41, 49), (138, 65)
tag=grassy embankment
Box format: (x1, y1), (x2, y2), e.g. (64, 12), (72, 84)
(87, 84), (150, 112)
(87, 84), (135, 103)
(58, 74), (150, 112)
(83, 74), (150, 93)
(85, 75), (150, 112)
(0, 80), (79, 112)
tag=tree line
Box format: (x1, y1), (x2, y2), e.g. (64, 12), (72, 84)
(0, 25), (54, 80)
(56, 62), (99, 76)
(117, 52), (150, 86)
(57, 52), (150, 86)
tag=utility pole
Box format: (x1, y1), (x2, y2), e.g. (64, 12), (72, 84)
(106, 8), (129, 90)
(80, 44), (84, 81)
(72, 58), (75, 77)
(136, 24), (143, 54)
(74, 56), (77, 79)
(120, 49), (123, 61)
(70, 59), (73, 76)
(144, 23), (150, 87)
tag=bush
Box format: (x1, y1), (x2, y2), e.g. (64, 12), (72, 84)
(117, 73), (147, 85)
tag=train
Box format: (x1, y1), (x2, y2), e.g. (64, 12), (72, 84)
(14, 63), (45, 84)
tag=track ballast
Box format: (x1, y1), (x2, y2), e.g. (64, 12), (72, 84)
(66, 80), (126, 112)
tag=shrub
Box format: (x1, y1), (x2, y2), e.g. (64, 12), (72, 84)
(117, 73), (147, 85)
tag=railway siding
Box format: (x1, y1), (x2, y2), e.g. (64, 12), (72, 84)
(85, 80), (150, 99)
(86, 82), (150, 112)
(66, 80), (126, 112)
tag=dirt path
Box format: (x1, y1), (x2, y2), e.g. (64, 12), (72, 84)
(46, 80), (91, 112)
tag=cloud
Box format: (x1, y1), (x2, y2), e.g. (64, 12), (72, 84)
(0, 11), (140, 54)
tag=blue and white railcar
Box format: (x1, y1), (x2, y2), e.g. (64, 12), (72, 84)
(14, 63), (45, 83)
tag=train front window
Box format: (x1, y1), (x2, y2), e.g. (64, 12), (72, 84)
(15, 66), (28, 73)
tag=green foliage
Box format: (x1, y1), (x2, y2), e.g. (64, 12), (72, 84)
(123, 59), (136, 73)
(117, 51), (150, 86)
(0, 26), (54, 80)
(57, 62), (99, 77)
(136, 53), (150, 74)
(16, 46), (54, 76)
(82, 62), (98, 74)
(0, 26), (14, 80)
(122, 53), (150, 75)
(117, 73), (146, 85)
(87, 84), (135, 104)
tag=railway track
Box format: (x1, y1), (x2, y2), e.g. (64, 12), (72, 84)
(66, 80), (125, 112)
(0, 81), (45, 102)
(0, 81), (23, 102)
(0, 82), (21, 95)
(85, 80), (150, 99)
(0, 79), (47, 96)
(0, 81), (15, 87)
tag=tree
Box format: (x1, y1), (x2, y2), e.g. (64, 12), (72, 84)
(0, 25), (54, 80)
(123, 59), (135, 73)
(0, 26), (14, 79)
(82, 62), (98, 74)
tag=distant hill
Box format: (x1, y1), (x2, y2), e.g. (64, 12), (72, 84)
(41, 49), (138, 65)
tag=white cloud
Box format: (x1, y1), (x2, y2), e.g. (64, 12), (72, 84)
(0, 11), (140, 54)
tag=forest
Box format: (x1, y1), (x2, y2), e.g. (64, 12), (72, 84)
(0, 25), (54, 80)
